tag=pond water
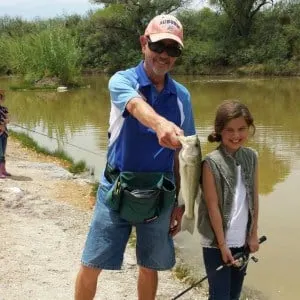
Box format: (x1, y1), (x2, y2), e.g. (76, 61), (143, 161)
(1, 74), (300, 299)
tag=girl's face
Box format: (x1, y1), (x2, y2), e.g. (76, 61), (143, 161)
(221, 116), (249, 154)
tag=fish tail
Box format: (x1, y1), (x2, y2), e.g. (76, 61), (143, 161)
(181, 215), (195, 234)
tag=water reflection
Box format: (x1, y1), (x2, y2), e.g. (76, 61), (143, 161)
(4, 75), (300, 195)
(2, 75), (300, 299)
(181, 77), (300, 193)
(9, 86), (110, 140)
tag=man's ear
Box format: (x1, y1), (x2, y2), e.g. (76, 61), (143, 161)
(140, 35), (148, 54)
(140, 35), (147, 47)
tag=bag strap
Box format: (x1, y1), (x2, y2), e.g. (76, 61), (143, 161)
(104, 163), (120, 184)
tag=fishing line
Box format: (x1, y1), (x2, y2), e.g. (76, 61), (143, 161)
(171, 235), (267, 300)
(10, 123), (101, 156)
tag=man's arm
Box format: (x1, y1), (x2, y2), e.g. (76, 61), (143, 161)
(126, 98), (183, 149)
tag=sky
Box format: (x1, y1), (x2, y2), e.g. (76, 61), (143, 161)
(0, 0), (208, 20)
(0, 0), (100, 20)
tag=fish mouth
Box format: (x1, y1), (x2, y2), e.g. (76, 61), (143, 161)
(177, 135), (185, 146)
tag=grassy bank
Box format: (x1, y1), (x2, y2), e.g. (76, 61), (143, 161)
(10, 130), (86, 174)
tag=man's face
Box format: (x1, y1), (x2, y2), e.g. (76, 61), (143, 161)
(141, 36), (181, 77)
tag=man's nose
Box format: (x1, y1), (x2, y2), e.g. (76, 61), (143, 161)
(160, 50), (169, 58)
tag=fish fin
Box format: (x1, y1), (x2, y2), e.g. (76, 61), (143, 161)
(181, 215), (195, 234)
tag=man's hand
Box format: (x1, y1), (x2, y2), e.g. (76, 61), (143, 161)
(169, 205), (185, 236)
(155, 119), (183, 150)
(126, 98), (183, 150)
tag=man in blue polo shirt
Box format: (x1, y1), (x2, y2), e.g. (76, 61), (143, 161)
(75, 14), (196, 300)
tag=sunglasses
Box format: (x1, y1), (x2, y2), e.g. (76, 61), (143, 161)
(147, 38), (182, 58)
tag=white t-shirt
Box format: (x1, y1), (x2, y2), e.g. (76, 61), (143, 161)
(226, 165), (248, 247)
(201, 165), (248, 248)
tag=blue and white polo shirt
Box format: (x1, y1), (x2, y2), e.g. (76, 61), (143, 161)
(100, 61), (195, 188)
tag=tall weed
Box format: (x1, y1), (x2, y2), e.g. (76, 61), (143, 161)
(3, 24), (81, 85)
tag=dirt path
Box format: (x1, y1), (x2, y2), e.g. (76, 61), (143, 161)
(0, 139), (205, 300)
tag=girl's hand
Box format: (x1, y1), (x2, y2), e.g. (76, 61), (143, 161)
(219, 244), (235, 265)
(247, 234), (259, 253)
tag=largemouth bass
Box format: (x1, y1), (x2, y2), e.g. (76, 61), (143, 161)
(178, 135), (202, 234)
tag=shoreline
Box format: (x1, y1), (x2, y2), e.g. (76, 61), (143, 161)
(1, 71), (300, 92)
(0, 138), (206, 299)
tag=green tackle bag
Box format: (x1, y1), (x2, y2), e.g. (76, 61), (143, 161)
(106, 171), (176, 224)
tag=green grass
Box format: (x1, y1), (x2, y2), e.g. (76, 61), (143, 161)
(10, 130), (86, 174)
(67, 160), (86, 174)
(1, 24), (82, 86)
(90, 181), (100, 198)
(172, 263), (200, 286)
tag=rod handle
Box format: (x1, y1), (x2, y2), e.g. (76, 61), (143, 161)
(233, 235), (267, 259)
(258, 235), (267, 244)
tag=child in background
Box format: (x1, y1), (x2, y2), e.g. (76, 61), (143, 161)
(0, 89), (11, 178)
(198, 100), (259, 300)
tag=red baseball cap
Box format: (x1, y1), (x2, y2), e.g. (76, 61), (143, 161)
(144, 15), (184, 48)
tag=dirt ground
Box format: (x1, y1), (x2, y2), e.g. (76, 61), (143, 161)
(0, 138), (206, 300)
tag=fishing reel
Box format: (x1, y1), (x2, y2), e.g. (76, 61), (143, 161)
(233, 245), (264, 270)
(171, 236), (267, 300)
(234, 251), (259, 269)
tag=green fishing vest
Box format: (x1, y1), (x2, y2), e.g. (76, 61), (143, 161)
(197, 145), (258, 246)
(105, 164), (176, 224)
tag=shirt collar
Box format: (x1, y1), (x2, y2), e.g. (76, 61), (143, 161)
(135, 61), (177, 95)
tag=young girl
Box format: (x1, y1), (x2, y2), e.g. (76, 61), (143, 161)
(0, 89), (11, 178)
(198, 100), (259, 300)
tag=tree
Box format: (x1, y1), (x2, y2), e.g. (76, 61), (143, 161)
(210, 0), (274, 37)
(90, 0), (192, 31)
(82, 0), (191, 72)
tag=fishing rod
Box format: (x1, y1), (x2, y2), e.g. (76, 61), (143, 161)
(11, 122), (101, 156)
(172, 235), (267, 300)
